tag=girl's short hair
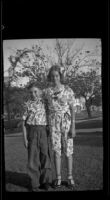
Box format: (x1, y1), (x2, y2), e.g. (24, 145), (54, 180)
(47, 65), (64, 83)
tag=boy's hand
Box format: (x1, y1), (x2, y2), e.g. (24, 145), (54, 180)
(46, 125), (50, 137)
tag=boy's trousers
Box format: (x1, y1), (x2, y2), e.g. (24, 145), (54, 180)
(26, 124), (52, 188)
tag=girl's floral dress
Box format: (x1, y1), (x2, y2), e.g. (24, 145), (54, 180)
(45, 85), (75, 157)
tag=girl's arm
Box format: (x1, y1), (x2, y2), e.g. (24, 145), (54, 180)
(69, 103), (76, 138)
(67, 87), (76, 138)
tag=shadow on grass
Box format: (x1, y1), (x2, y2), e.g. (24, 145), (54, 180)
(74, 132), (103, 147)
(5, 171), (31, 189)
(75, 119), (102, 129)
(5, 171), (69, 191)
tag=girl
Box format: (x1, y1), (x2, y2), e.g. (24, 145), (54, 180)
(45, 65), (76, 189)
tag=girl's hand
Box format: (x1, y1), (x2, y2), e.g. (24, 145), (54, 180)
(68, 126), (76, 138)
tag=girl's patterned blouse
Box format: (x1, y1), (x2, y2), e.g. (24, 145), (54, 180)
(44, 85), (75, 114)
(22, 98), (47, 125)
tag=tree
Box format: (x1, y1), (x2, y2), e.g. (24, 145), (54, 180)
(54, 39), (85, 77)
(91, 92), (102, 107)
(7, 39), (101, 118)
(5, 44), (49, 130)
(4, 75), (13, 128)
(8, 45), (49, 88)
(69, 69), (102, 118)
(53, 39), (101, 118)
(4, 82), (28, 126)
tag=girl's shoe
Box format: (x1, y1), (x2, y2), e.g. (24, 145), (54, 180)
(40, 183), (50, 191)
(53, 176), (62, 189)
(67, 178), (75, 190)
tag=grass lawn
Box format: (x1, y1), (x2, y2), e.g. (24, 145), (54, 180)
(4, 118), (103, 136)
(4, 130), (103, 191)
(76, 119), (102, 129)
(4, 110), (102, 134)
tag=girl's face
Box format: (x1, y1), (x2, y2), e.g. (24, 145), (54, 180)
(51, 70), (61, 85)
(30, 87), (41, 100)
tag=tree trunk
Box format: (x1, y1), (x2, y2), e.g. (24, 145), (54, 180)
(5, 86), (11, 131)
(6, 103), (11, 130)
(4, 83), (12, 132)
(85, 100), (92, 118)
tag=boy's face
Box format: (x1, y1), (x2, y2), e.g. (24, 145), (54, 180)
(30, 87), (41, 100)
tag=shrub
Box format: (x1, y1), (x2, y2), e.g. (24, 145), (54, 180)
(4, 119), (21, 130)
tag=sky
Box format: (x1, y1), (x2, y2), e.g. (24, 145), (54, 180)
(3, 38), (101, 86)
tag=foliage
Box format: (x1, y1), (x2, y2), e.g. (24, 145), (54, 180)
(4, 84), (29, 119)
(92, 93), (102, 106)
(69, 70), (101, 98)
(8, 45), (49, 88)
(7, 39), (101, 118)
(68, 69), (102, 117)
(4, 119), (21, 130)
(54, 39), (101, 79)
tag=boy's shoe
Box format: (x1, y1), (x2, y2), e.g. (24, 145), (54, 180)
(28, 186), (39, 192)
(40, 183), (50, 191)
(32, 187), (39, 192)
(43, 183), (50, 191)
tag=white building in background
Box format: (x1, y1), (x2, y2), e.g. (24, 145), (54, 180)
(74, 97), (86, 113)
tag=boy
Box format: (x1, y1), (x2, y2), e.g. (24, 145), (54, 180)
(22, 83), (52, 191)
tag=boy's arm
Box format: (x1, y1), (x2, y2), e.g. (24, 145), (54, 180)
(43, 89), (50, 136)
(45, 102), (50, 137)
(22, 120), (28, 148)
(22, 102), (28, 148)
